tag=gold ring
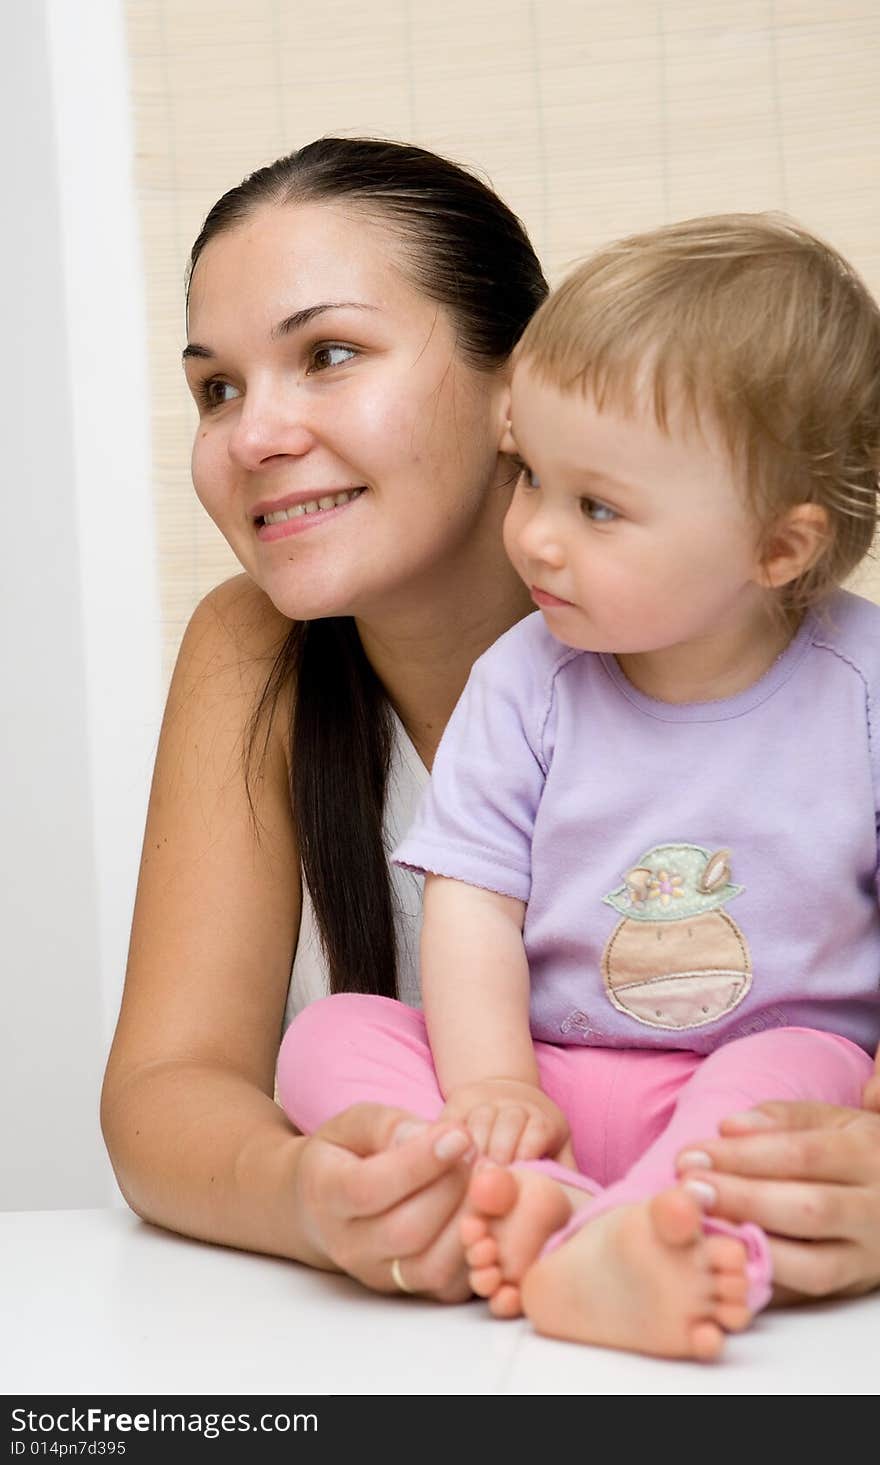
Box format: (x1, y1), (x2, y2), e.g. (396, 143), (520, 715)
(390, 1257), (415, 1294)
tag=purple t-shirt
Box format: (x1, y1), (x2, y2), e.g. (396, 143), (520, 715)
(393, 590), (880, 1056)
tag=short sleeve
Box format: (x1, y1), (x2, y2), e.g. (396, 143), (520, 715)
(809, 591), (880, 904)
(392, 617), (562, 902)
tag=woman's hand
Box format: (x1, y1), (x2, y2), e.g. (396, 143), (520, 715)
(441, 1077), (571, 1165)
(292, 1103), (477, 1301)
(677, 1090), (880, 1300)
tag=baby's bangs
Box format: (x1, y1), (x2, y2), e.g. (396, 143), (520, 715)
(522, 321), (719, 448)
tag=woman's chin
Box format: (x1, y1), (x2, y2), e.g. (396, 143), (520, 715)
(260, 581), (357, 624)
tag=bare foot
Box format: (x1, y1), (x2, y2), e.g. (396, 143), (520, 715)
(460, 1164), (580, 1318)
(520, 1186), (753, 1360)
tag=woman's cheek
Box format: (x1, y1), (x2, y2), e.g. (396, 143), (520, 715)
(350, 375), (408, 446)
(190, 428), (230, 521)
(191, 461), (217, 522)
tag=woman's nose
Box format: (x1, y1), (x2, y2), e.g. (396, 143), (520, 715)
(227, 386), (316, 471)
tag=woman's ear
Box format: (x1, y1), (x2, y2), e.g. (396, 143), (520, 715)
(499, 416), (517, 456)
(758, 503), (830, 589)
(496, 385), (518, 454)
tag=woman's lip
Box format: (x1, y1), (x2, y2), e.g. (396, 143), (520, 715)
(255, 491), (365, 542)
(531, 586), (575, 608)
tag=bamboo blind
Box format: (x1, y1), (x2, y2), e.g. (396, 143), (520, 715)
(125, 0), (880, 679)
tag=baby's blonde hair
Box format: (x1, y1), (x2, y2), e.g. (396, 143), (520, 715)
(518, 214), (880, 613)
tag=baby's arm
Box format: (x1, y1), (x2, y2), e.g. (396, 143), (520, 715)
(421, 874), (571, 1165)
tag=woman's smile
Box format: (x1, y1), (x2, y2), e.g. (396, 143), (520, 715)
(254, 486), (367, 541)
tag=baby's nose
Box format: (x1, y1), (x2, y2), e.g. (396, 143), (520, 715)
(518, 516), (566, 568)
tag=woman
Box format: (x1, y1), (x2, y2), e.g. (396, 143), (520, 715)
(101, 137), (880, 1304)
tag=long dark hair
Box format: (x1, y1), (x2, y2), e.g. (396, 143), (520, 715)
(188, 137), (548, 996)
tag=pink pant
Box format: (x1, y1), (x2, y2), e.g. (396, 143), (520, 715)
(277, 994), (872, 1310)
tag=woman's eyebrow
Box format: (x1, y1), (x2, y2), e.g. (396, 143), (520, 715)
(182, 301), (378, 362)
(271, 300), (377, 339)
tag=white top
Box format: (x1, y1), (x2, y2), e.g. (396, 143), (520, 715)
(283, 711), (429, 1028)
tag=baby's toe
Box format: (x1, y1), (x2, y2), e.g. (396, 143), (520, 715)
(488, 1282), (523, 1319)
(465, 1236), (499, 1269)
(469, 1263), (503, 1298)
(690, 1319), (724, 1361)
(716, 1300), (752, 1333)
(460, 1213), (489, 1247)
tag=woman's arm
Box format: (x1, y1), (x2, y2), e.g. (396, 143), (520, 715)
(102, 575), (317, 1258)
(102, 578), (473, 1291)
(421, 875), (570, 1163)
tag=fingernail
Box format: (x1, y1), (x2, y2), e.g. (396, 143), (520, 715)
(434, 1130), (470, 1160)
(677, 1149), (713, 1170)
(727, 1109), (775, 1129)
(391, 1120), (428, 1147)
(683, 1179), (717, 1210)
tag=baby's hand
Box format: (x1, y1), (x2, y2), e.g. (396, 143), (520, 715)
(441, 1078), (570, 1165)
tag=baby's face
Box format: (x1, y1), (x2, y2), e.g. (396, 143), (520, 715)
(502, 360), (765, 658)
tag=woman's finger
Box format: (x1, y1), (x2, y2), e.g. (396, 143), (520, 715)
(317, 1102), (431, 1158)
(683, 1170), (866, 1241)
(327, 1120), (473, 1218)
(383, 1203), (474, 1303)
(678, 1115), (880, 1185)
(765, 1235), (871, 1300)
(359, 1162), (473, 1283)
(718, 1101), (868, 1136)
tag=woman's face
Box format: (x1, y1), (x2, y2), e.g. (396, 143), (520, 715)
(184, 202), (511, 621)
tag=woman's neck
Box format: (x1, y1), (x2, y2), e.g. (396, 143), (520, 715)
(357, 565), (532, 770)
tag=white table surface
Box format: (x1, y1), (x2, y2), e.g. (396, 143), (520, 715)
(2, 1208), (877, 1395)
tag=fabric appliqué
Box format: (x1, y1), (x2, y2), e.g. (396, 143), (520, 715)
(600, 843), (752, 1030)
(560, 1010), (594, 1039)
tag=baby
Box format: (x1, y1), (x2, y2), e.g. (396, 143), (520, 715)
(393, 214), (880, 1359)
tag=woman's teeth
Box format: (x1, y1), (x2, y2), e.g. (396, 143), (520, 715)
(262, 489), (363, 524)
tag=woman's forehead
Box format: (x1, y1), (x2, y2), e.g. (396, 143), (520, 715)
(189, 200), (416, 318)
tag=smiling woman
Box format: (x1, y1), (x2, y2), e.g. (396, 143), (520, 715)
(101, 137), (548, 1298)
(183, 202), (510, 627)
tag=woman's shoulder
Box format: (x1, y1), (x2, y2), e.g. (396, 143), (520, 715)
(181, 574), (292, 671)
(167, 575), (295, 767)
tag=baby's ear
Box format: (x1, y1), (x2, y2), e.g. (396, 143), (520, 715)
(758, 503), (829, 589)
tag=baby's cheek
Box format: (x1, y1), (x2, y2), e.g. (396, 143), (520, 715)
(502, 495), (527, 560)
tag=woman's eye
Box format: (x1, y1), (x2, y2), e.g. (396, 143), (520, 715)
(581, 497), (617, 523)
(308, 344), (357, 372)
(197, 378), (240, 410)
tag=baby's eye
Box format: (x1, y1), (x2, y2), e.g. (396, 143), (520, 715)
(197, 378), (241, 410)
(581, 497), (617, 523)
(308, 344), (357, 373)
(518, 463), (540, 490)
